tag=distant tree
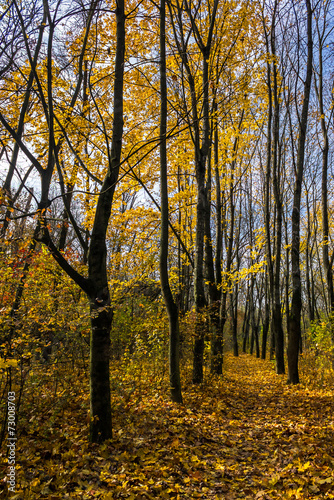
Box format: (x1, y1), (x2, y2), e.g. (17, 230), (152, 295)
(313, 0), (334, 315)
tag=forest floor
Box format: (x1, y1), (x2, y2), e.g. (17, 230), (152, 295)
(1, 352), (334, 499)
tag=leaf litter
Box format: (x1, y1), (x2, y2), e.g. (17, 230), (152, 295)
(1, 353), (334, 499)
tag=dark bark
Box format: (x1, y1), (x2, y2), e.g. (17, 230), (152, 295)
(262, 12), (274, 340)
(193, 180), (207, 384)
(205, 119), (222, 374)
(284, 215), (290, 335)
(231, 211), (241, 358)
(261, 313), (269, 360)
(262, 1), (284, 374)
(232, 289), (239, 357)
(271, 23), (285, 375)
(249, 279), (259, 358)
(159, 0), (182, 403)
(57, 182), (74, 252)
(192, 48), (212, 383)
(89, 299), (113, 443)
(287, 0), (313, 385)
(87, 0), (125, 440)
(210, 101), (223, 374)
(242, 289), (250, 353)
(261, 274), (270, 359)
(0, 0), (124, 444)
(171, 0), (219, 383)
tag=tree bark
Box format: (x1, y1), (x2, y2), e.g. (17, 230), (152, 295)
(271, 21), (285, 374)
(210, 110), (224, 373)
(87, 0), (125, 440)
(159, 0), (182, 403)
(315, 22), (334, 314)
(287, 0), (313, 385)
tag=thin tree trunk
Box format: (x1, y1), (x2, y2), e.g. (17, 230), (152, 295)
(261, 274), (270, 359)
(316, 29), (334, 314)
(1, 15), (46, 240)
(206, 118), (222, 375)
(242, 286), (250, 353)
(271, 23), (285, 374)
(159, 0), (182, 403)
(288, 0), (313, 384)
(305, 190), (315, 322)
(284, 214), (290, 335)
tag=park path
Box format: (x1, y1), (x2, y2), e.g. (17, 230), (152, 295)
(108, 353), (334, 499)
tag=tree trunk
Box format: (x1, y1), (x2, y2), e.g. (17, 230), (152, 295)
(192, 50), (210, 383)
(263, 2), (285, 374)
(232, 293), (239, 357)
(242, 289), (250, 353)
(261, 275), (270, 359)
(271, 24), (285, 375)
(87, 0), (125, 439)
(205, 124), (222, 375)
(287, 0), (312, 384)
(89, 300), (113, 442)
(232, 214), (241, 358)
(305, 191), (315, 322)
(193, 181), (207, 383)
(159, 0), (182, 403)
(316, 28), (334, 314)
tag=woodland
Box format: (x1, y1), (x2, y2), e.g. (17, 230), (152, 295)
(0, 0), (334, 498)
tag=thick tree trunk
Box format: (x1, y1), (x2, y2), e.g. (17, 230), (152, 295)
(205, 133), (222, 375)
(0, 0), (123, 445)
(87, 0), (125, 438)
(192, 53), (211, 384)
(89, 300), (113, 442)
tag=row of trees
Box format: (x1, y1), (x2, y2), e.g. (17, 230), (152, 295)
(1, 0), (334, 442)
